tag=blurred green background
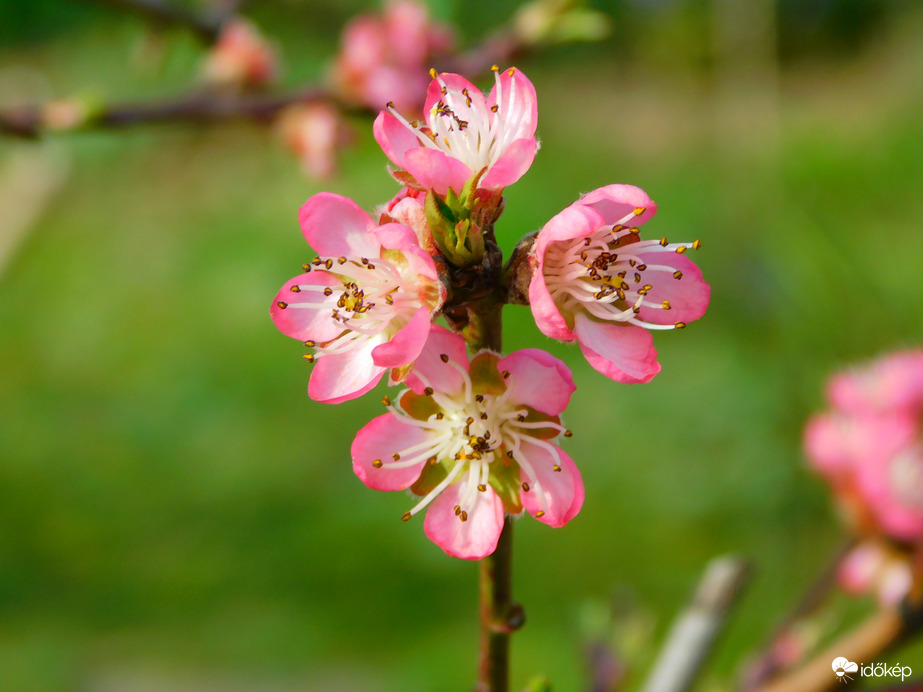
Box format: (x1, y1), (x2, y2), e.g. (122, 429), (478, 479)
(2, 0), (923, 690)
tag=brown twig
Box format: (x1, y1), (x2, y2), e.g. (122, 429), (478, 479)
(0, 87), (363, 140)
(640, 556), (751, 692)
(742, 538), (857, 690)
(752, 608), (906, 692)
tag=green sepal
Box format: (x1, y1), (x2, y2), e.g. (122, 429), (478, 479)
(469, 352), (505, 395)
(425, 188), (458, 257)
(489, 455), (523, 514)
(459, 167), (488, 208)
(388, 167), (425, 190)
(399, 389), (441, 421)
(410, 459), (449, 497)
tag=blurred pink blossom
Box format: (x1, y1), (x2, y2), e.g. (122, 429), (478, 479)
(333, 0), (455, 116)
(200, 18), (278, 89)
(351, 325), (583, 559)
(527, 184), (710, 383)
(276, 103), (345, 180)
(806, 350), (923, 545)
(838, 540), (913, 606)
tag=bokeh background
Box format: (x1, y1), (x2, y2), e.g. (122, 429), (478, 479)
(3, 0), (923, 690)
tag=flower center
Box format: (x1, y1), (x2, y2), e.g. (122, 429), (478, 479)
(542, 207), (698, 331)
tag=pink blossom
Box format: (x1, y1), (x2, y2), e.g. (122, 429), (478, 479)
(351, 325), (583, 559)
(200, 18), (278, 90)
(276, 103), (344, 180)
(838, 540), (913, 606)
(527, 184), (710, 383)
(271, 193), (445, 404)
(378, 187), (437, 256)
(333, 1), (455, 115)
(373, 66), (539, 195)
(805, 350), (923, 543)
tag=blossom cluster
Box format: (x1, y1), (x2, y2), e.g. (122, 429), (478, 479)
(271, 66), (710, 559)
(805, 350), (923, 604)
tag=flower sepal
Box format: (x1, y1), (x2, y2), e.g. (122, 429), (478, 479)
(489, 456), (524, 515)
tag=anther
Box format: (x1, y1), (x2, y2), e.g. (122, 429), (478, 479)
(325, 259), (333, 269)
(638, 264), (647, 271)
(312, 257), (323, 266)
(662, 300), (671, 309)
(460, 511), (468, 522)
(361, 257), (369, 265)
(401, 511), (411, 521)
(535, 510), (545, 518)
(634, 272), (642, 283)
(387, 101), (396, 109)
(673, 270), (684, 280)
(675, 245), (688, 254)
(304, 340), (315, 347)
(675, 321), (687, 329)
(337, 257), (347, 264)
(302, 263), (311, 272)
(466, 417), (475, 425)
(517, 414), (526, 422)
(480, 413), (488, 420)
(491, 65), (499, 71)
(475, 394), (484, 403)
(508, 68), (515, 75)
(521, 482), (530, 492)
(629, 227), (640, 234)
(424, 387), (434, 396)
(435, 412), (444, 420)
(692, 240), (702, 250)
(382, 395), (391, 407)
(502, 371), (510, 379)
(490, 104), (498, 112)
(506, 450), (514, 459)
(429, 68), (438, 78)
(367, 263), (375, 270)
(440, 353), (450, 363)
(633, 207), (645, 215)
(372, 459), (383, 468)
(553, 465), (561, 472)
(277, 301), (288, 309)
(478, 484), (487, 492)
(289, 285), (301, 293)
(454, 505), (461, 516)
(660, 237), (669, 246)
(564, 430), (573, 438)
(392, 453), (401, 461)
(323, 287), (333, 296)
(302, 354), (314, 363)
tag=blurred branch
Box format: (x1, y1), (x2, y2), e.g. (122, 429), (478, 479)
(743, 538), (856, 689)
(640, 556), (751, 692)
(91, 0), (238, 42)
(0, 87), (359, 139)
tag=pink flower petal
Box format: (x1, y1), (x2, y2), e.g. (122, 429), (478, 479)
(527, 268), (574, 341)
(373, 110), (420, 171)
(299, 192), (380, 259)
(634, 254), (711, 325)
(498, 349), (575, 415)
(486, 67), (538, 143)
(404, 146), (471, 195)
(405, 324), (470, 396)
(352, 413), (433, 491)
(372, 305), (432, 368)
(518, 439), (582, 527)
(578, 184), (657, 227)
(574, 313), (661, 384)
(481, 137), (538, 190)
(271, 272), (343, 342)
(308, 338), (386, 404)
(423, 481), (504, 559)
